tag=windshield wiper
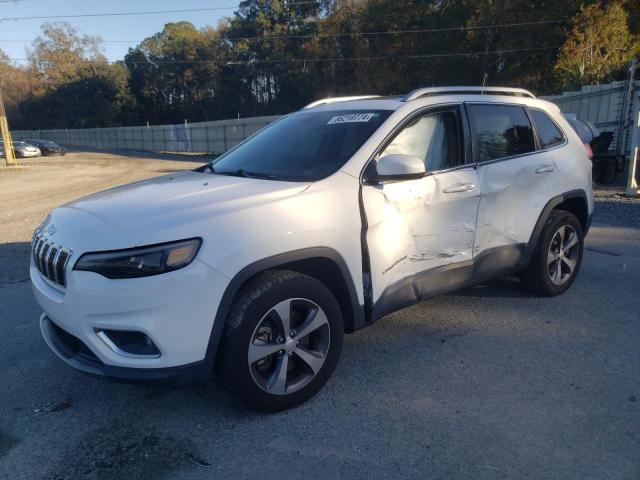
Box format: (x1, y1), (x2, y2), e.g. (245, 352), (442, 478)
(210, 168), (276, 180)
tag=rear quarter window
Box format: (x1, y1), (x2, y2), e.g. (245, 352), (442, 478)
(468, 104), (536, 162)
(530, 110), (565, 149)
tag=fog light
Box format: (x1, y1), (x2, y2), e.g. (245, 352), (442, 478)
(95, 329), (160, 358)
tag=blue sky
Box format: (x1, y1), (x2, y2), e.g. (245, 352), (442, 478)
(0, 0), (233, 63)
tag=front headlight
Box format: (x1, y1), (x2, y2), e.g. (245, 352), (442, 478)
(74, 238), (202, 279)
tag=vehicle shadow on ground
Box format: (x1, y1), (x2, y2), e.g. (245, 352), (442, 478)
(450, 276), (534, 299)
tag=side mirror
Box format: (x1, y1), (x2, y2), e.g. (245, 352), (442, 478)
(372, 154), (425, 182)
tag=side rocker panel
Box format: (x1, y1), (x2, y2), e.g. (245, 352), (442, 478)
(371, 244), (524, 322)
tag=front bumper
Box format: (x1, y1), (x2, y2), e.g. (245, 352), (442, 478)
(32, 257), (230, 381)
(40, 314), (211, 384)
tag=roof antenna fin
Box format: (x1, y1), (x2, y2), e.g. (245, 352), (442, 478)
(481, 73), (488, 94)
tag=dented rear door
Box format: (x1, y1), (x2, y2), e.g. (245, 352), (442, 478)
(468, 103), (556, 258)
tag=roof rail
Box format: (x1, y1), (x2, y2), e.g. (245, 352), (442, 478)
(403, 86), (535, 102)
(303, 95), (381, 109)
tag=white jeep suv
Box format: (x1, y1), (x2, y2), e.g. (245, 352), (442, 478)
(31, 87), (593, 411)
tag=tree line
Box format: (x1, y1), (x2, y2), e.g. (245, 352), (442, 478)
(1, 0), (638, 130)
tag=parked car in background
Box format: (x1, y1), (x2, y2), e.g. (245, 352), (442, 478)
(26, 140), (66, 156)
(13, 141), (41, 158)
(31, 86), (594, 412)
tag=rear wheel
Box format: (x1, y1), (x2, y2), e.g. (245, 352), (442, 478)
(216, 270), (343, 412)
(522, 210), (584, 296)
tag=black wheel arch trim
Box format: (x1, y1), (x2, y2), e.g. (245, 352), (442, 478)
(202, 247), (365, 378)
(521, 189), (590, 266)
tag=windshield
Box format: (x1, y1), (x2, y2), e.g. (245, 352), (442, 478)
(210, 109), (391, 181)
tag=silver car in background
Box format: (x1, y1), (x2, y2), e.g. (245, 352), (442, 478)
(13, 141), (41, 158)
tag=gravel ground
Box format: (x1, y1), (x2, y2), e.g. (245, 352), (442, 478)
(0, 152), (638, 480)
(593, 189), (640, 229)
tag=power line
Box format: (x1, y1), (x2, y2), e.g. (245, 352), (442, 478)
(0, 2), (318, 22)
(0, 18), (582, 44)
(3, 13), (637, 43)
(7, 45), (563, 66)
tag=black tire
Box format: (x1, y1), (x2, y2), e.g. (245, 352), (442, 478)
(216, 270), (343, 412)
(522, 210), (584, 296)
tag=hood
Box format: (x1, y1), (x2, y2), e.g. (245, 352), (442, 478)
(64, 170), (309, 222)
(47, 170), (310, 250)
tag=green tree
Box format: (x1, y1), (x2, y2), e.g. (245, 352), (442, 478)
(15, 23), (134, 129)
(220, 0), (323, 115)
(12, 0), (637, 129)
(28, 22), (106, 94)
(555, 1), (639, 88)
(0, 49), (35, 128)
(19, 62), (134, 129)
(125, 22), (220, 123)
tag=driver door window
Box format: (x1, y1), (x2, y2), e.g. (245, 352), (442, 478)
(379, 110), (460, 173)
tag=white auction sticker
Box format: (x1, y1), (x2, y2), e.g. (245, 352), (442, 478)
(327, 113), (376, 124)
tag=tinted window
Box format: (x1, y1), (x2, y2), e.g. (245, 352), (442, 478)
(469, 104), (535, 161)
(378, 110), (460, 172)
(211, 110), (390, 181)
(531, 110), (564, 148)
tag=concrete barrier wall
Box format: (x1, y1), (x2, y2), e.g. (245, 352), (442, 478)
(12, 115), (283, 154)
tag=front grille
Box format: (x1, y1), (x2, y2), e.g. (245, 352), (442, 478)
(32, 229), (72, 287)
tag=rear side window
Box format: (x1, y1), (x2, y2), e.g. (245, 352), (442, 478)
(378, 110), (460, 172)
(530, 110), (565, 149)
(468, 104), (536, 161)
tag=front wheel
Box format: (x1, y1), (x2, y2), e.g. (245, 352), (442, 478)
(216, 270), (343, 412)
(522, 210), (584, 296)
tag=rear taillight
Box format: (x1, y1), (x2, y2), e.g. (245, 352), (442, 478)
(584, 143), (593, 160)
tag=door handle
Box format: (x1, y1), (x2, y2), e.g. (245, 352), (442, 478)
(535, 165), (556, 174)
(442, 183), (474, 194)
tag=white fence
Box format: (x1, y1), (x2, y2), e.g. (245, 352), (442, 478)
(12, 115), (282, 154)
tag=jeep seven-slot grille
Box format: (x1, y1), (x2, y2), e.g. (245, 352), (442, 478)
(32, 230), (71, 287)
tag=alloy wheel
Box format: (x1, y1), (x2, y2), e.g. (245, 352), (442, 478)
(547, 225), (579, 286)
(248, 298), (330, 396)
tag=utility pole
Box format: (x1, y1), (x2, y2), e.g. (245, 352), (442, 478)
(0, 86), (17, 167)
(1, 11), (19, 167)
(625, 60), (639, 197)
(626, 109), (639, 196)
